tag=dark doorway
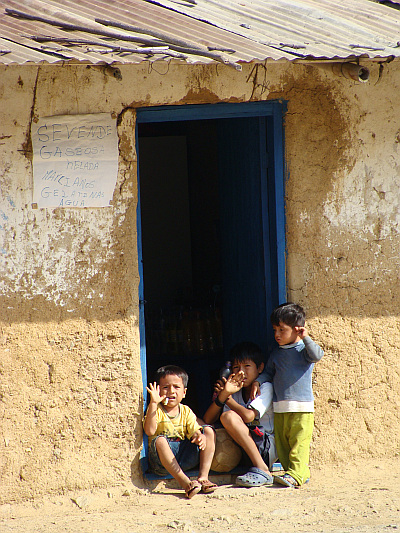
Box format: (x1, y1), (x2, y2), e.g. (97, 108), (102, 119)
(136, 103), (286, 421)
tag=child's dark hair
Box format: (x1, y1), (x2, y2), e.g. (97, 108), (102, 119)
(229, 341), (264, 367)
(270, 302), (306, 328)
(155, 365), (189, 388)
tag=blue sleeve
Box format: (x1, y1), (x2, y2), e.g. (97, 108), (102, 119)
(256, 358), (274, 385)
(303, 337), (324, 362)
(256, 369), (269, 385)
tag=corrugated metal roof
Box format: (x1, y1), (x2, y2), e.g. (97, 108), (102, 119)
(0, 0), (400, 69)
(152, 0), (400, 59)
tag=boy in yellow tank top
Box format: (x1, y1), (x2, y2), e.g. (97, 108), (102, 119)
(144, 365), (217, 498)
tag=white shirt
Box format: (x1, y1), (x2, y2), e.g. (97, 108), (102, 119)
(224, 382), (274, 435)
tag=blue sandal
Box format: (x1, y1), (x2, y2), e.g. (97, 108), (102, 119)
(236, 467), (273, 487)
(274, 473), (309, 488)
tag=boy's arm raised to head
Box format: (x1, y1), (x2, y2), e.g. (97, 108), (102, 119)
(213, 370), (257, 424)
(143, 382), (165, 436)
(203, 392), (257, 425)
(203, 378), (230, 424)
(203, 372), (244, 424)
(301, 335), (324, 362)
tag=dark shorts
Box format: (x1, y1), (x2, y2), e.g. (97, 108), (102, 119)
(148, 435), (200, 476)
(246, 426), (276, 469)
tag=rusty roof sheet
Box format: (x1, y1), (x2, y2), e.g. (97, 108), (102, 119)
(0, 0), (400, 69)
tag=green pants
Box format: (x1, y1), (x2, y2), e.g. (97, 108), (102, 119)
(274, 412), (314, 486)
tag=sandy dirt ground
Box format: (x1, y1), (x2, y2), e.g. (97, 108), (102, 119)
(0, 459), (399, 533)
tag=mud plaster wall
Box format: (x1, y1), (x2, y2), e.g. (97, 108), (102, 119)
(271, 62), (400, 463)
(0, 59), (399, 504)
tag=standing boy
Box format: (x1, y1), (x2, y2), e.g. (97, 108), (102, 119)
(203, 342), (277, 487)
(257, 302), (324, 488)
(143, 365), (217, 498)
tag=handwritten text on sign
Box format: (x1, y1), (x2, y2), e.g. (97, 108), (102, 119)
(32, 113), (118, 208)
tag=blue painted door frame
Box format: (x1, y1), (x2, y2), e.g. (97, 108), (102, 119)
(135, 101), (286, 470)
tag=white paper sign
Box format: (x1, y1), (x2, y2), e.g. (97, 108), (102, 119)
(32, 113), (118, 208)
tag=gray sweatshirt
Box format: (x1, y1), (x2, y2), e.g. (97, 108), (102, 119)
(257, 337), (324, 413)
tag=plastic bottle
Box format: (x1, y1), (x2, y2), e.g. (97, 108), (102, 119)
(219, 361), (232, 380)
(212, 361), (232, 400)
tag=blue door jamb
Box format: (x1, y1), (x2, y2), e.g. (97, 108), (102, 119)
(270, 103), (287, 305)
(137, 101), (284, 124)
(135, 101), (287, 471)
(135, 124), (149, 471)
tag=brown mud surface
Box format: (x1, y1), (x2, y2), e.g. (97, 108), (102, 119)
(1, 459), (399, 533)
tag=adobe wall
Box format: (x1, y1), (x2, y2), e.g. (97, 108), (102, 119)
(280, 61), (400, 463)
(1, 57), (399, 503)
